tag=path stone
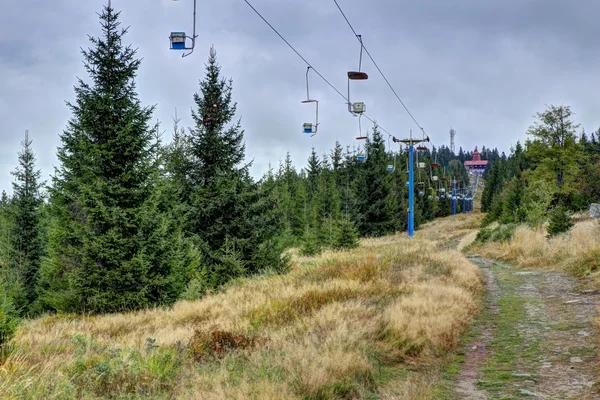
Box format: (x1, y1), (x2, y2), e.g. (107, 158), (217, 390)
(590, 203), (600, 218)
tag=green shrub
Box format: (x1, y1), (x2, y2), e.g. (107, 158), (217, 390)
(475, 228), (493, 243)
(0, 290), (19, 347)
(476, 224), (517, 244)
(300, 226), (321, 256)
(333, 217), (360, 250)
(180, 273), (208, 301)
(490, 224), (517, 242)
(547, 204), (574, 237)
(203, 246), (247, 290)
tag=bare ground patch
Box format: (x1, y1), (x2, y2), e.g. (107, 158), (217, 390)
(454, 258), (500, 399)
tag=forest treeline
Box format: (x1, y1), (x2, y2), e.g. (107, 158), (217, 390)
(479, 104), (600, 238)
(0, 5), (480, 342)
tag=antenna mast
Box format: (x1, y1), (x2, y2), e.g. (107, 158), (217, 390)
(449, 126), (456, 154)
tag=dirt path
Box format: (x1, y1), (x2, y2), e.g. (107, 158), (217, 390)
(454, 256), (600, 399)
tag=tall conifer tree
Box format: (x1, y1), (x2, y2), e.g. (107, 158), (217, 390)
(39, 3), (197, 313)
(178, 46), (287, 286)
(0, 191), (12, 268)
(355, 125), (395, 237)
(9, 131), (44, 310)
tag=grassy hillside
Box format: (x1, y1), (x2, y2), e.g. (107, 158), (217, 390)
(0, 213), (484, 399)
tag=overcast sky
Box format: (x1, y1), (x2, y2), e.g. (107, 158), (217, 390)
(1, 0), (599, 193)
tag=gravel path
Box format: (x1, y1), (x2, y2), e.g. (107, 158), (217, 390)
(455, 256), (600, 399)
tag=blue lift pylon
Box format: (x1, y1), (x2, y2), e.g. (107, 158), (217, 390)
(399, 129), (429, 238)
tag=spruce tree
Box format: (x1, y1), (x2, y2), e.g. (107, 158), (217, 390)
(547, 203), (574, 237)
(447, 159), (470, 187)
(421, 193), (435, 222)
(458, 147), (465, 162)
(315, 157), (341, 246)
(331, 141), (344, 171)
(0, 191), (12, 267)
(394, 180), (409, 230)
(333, 216), (360, 250)
(39, 4), (196, 313)
(340, 146), (359, 224)
(500, 175), (525, 224)
(592, 131), (600, 152)
(0, 279), (19, 346)
(182, 45), (247, 254)
(164, 110), (192, 200)
(330, 140), (344, 187)
(300, 224), (321, 256)
(436, 193), (452, 218)
(187, 47), (245, 185)
(179, 46), (287, 286)
(482, 157), (493, 180)
(355, 125), (395, 237)
(481, 161), (500, 212)
(8, 131), (45, 311)
(306, 148), (321, 199)
(272, 161), (295, 247)
(278, 153), (303, 243)
(283, 152), (297, 182)
(277, 153), (298, 235)
(290, 178), (309, 239)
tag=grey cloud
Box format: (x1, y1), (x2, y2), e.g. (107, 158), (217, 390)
(1, 0), (600, 192)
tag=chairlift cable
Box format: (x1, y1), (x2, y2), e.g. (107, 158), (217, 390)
(243, 0), (394, 137)
(333, 0), (429, 140)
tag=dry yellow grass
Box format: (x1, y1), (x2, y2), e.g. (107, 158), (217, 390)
(469, 220), (600, 276)
(0, 213), (484, 399)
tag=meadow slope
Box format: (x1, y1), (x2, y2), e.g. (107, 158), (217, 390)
(0, 213), (484, 399)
